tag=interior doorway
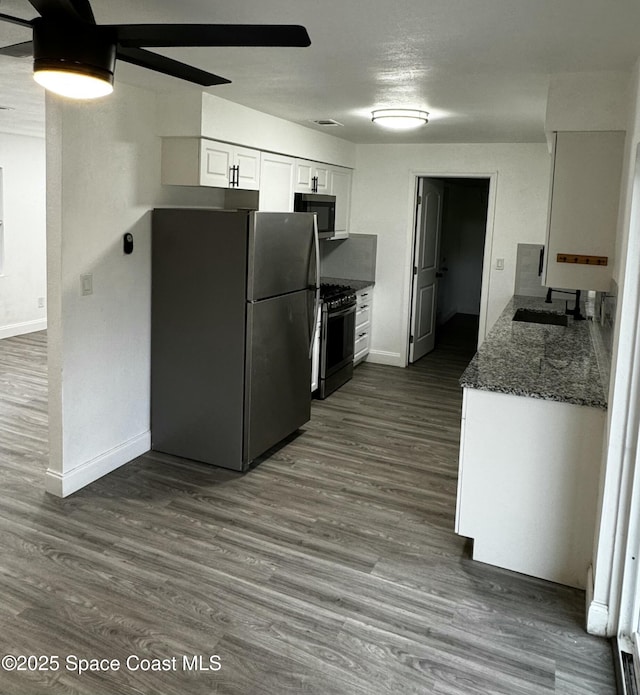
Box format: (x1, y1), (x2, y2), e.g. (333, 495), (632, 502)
(408, 176), (490, 364)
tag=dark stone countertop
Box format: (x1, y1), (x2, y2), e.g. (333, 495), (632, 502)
(321, 276), (375, 291)
(460, 295), (607, 410)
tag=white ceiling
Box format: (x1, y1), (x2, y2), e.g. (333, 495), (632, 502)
(1, 0), (640, 143)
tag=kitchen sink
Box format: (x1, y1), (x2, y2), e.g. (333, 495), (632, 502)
(512, 308), (568, 326)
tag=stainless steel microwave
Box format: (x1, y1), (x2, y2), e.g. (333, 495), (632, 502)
(294, 193), (336, 239)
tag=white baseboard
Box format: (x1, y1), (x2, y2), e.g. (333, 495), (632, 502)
(586, 564), (610, 636)
(0, 318), (47, 340)
(367, 350), (403, 367)
(45, 431), (150, 497)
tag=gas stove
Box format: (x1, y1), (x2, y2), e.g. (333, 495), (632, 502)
(316, 283), (357, 399)
(320, 283), (357, 311)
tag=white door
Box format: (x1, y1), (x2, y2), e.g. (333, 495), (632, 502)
(409, 178), (443, 363)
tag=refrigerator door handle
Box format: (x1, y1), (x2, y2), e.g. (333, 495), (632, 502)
(309, 289), (321, 359)
(308, 216), (321, 359)
(313, 214), (320, 290)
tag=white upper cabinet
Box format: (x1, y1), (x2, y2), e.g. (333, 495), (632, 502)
(258, 153), (296, 212)
(329, 166), (352, 238)
(198, 140), (232, 188)
(543, 131), (624, 291)
(162, 137), (260, 190)
(294, 160), (330, 194)
(231, 145), (261, 190)
(162, 137), (353, 231)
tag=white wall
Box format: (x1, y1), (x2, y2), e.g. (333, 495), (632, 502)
(0, 133), (47, 338)
(545, 71), (629, 134)
(45, 83), (229, 497)
(350, 143), (550, 366)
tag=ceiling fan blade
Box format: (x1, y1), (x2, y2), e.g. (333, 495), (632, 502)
(114, 24), (311, 48)
(28, 0), (95, 23)
(0, 12), (33, 28)
(117, 47), (231, 87)
(0, 41), (34, 57)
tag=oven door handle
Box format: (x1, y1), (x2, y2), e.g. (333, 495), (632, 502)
(328, 304), (356, 319)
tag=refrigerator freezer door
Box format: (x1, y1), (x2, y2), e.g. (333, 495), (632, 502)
(244, 289), (312, 463)
(247, 212), (317, 301)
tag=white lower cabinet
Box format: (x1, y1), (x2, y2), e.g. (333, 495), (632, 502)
(354, 287), (373, 364)
(456, 387), (605, 589)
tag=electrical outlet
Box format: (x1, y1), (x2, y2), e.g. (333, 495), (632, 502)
(80, 273), (93, 296)
(37, 297), (45, 308)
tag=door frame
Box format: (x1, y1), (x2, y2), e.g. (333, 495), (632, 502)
(403, 171), (498, 367)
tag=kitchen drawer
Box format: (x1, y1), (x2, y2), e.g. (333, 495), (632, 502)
(356, 288), (373, 306)
(354, 330), (370, 362)
(355, 304), (371, 330)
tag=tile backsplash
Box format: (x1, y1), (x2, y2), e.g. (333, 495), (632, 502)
(515, 244), (546, 297)
(590, 280), (617, 397)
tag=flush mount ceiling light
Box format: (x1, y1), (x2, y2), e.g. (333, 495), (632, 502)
(371, 108), (429, 130)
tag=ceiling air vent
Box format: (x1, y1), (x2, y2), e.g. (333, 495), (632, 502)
(311, 119), (343, 127)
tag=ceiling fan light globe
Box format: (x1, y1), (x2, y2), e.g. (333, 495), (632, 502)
(32, 18), (116, 99)
(34, 68), (114, 99)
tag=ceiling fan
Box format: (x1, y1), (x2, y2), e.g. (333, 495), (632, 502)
(0, 0), (311, 99)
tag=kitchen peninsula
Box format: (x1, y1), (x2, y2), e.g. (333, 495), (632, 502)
(455, 295), (607, 589)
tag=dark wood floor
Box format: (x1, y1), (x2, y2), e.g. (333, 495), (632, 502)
(0, 319), (616, 694)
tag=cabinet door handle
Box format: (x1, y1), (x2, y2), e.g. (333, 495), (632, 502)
(312, 175), (317, 193)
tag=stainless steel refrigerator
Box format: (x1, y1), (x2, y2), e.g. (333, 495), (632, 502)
(151, 208), (319, 471)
